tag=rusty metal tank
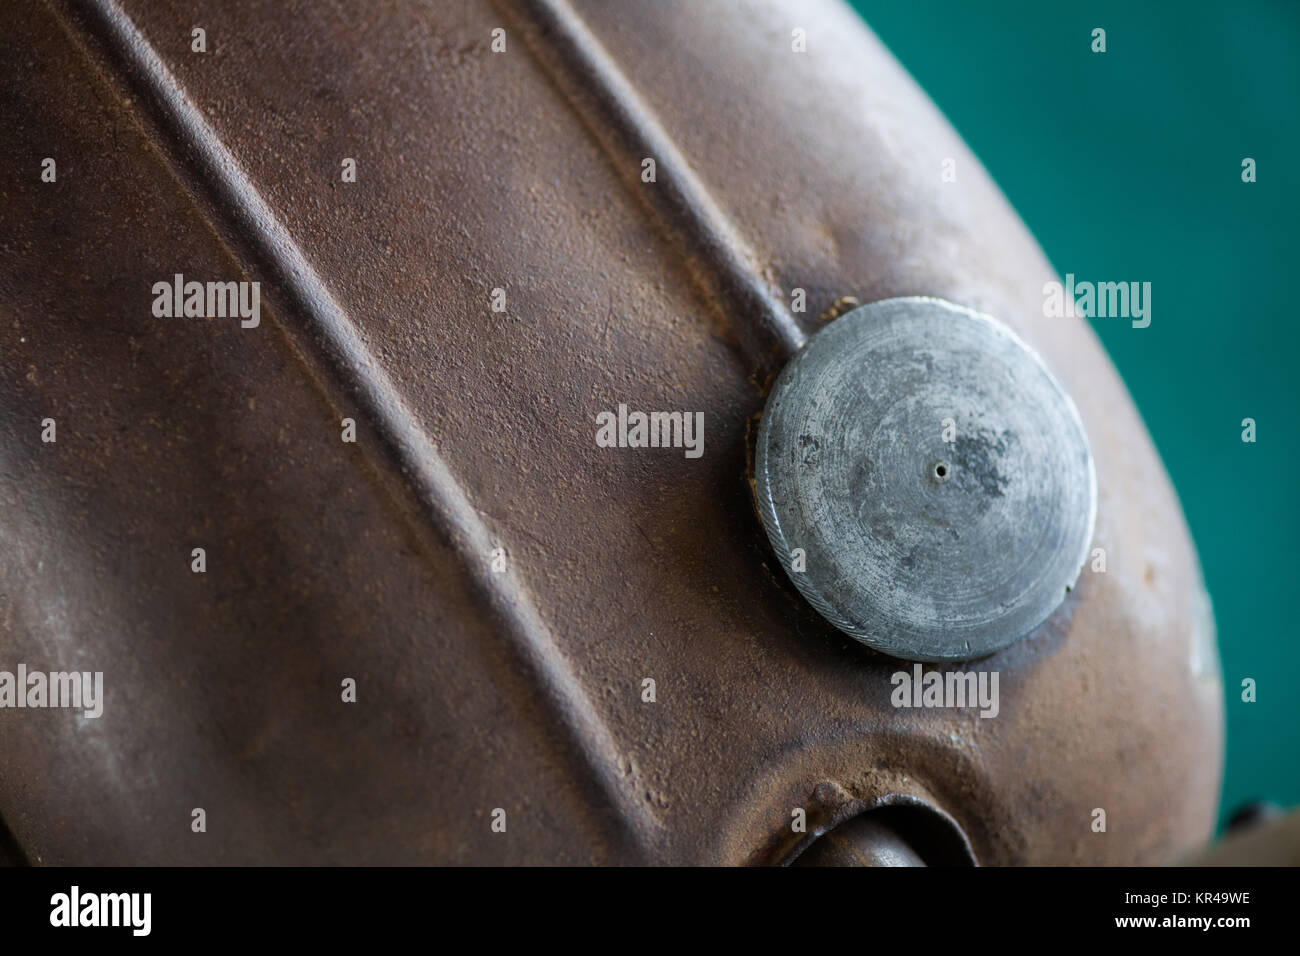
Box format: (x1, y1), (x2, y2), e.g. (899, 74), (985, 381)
(0, 0), (1222, 865)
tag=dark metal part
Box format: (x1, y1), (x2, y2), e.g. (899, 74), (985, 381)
(792, 815), (927, 867)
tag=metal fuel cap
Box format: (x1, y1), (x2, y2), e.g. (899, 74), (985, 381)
(755, 297), (1096, 662)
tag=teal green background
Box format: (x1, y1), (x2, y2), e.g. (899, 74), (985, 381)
(850, 0), (1299, 829)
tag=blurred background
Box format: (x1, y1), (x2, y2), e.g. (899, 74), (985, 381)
(850, 0), (1299, 831)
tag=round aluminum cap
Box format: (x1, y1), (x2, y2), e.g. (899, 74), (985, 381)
(755, 297), (1096, 662)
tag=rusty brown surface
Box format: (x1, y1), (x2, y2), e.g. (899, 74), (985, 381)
(0, 0), (1221, 864)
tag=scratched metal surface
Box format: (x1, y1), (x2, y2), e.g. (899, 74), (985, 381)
(0, 0), (1221, 864)
(756, 298), (1097, 663)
